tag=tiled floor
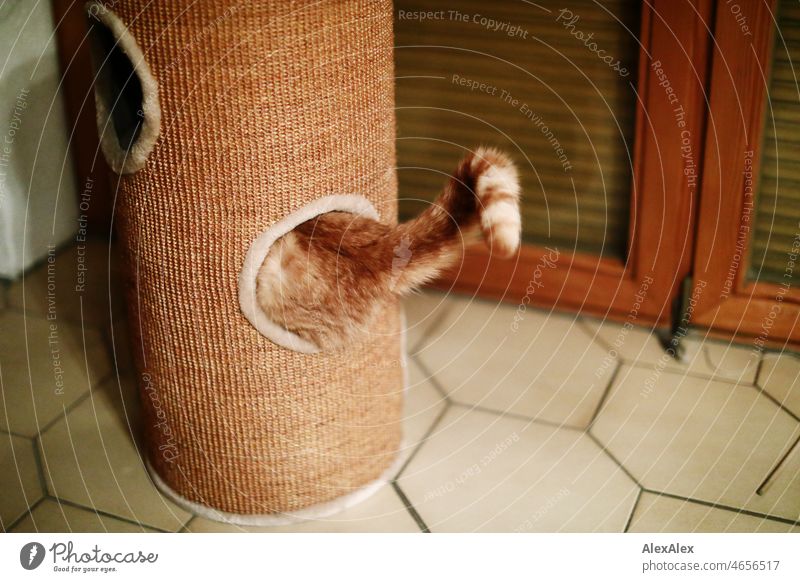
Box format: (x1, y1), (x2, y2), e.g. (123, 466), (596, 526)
(1, 239), (799, 532)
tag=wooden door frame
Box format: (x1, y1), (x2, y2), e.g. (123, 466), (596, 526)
(692, 0), (800, 349)
(435, 0), (714, 330)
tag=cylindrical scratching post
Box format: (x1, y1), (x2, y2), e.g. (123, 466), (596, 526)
(87, 0), (404, 523)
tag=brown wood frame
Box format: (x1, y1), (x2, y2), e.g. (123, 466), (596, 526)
(692, 0), (800, 349)
(435, 0), (715, 328)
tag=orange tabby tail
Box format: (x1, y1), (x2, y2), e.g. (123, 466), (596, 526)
(391, 147), (521, 294)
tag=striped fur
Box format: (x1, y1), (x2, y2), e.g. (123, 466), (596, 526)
(256, 147), (522, 350)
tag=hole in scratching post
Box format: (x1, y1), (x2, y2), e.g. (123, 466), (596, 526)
(238, 195), (380, 353)
(86, 2), (160, 174)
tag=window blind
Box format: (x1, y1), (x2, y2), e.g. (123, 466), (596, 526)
(750, 0), (800, 285)
(394, 0), (640, 258)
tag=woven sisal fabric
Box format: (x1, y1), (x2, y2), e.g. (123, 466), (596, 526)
(105, 0), (403, 516)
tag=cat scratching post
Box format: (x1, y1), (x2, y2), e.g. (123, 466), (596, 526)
(86, 0), (404, 524)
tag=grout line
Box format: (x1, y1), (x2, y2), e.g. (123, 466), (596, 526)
(699, 343), (759, 390)
(394, 402), (451, 480)
(450, 401), (585, 432)
(179, 515), (197, 533)
(36, 381), (106, 438)
(754, 354), (765, 387)
(700, 341), (762, 389)
(576, 324), (767, 388)
(623, 488), (643, 533)
(34, 436), (53, 498)
(757, 433), (800, 496)
(31, 435), (49, 495)
(750, 383), (800, 424)
(625, 359), (756, 388)
(587, 360), (622, 429)
(586, 431), (643, 488)
(2, 427), (39, 440)
(47, 495), (168, 532)
(642, 489), (800, 528)
(390, 481), (430, 533)
(622, 357), (800, 424)
(580, 313), (800, 360)
(752, 348), (763, 388)
(411, 356), (452, 402)
(406, 296), (454, 355)
(5, 496), (47, 532)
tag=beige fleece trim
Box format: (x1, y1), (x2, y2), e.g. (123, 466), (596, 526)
(238, 195), (380, 353)
(145, 447), (405, 526)
(86, 1), (160, 174)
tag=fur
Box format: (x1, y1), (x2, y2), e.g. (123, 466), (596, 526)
(256, 147), (522, 350)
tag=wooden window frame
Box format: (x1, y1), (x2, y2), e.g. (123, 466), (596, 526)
(434, 0), (715, 329)
(692, 0), (800, 349)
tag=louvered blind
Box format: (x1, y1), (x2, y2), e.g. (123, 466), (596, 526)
(394, 0), (640, 257)
(749, 0), (800, 285)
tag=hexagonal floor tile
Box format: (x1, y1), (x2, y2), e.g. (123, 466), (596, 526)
(187, 485), (419, 532)
(627, 492), (800, 532)
(0, 432), (44, 530)
(7, 239), (126, 328)
(38, 376), (190, 531)
(582, 319), (759, 383)
(593, 365), (800, 521)
(415, 297), (616, 428)
(402, 290), (454, 353)
(397, 407), (638, 532)
(759, 353), (800, 418)
(0, 311), (111, 437)
(11, 498), (156, 532)
(755, 436), (800, 518)
(397, 357), (447, 469)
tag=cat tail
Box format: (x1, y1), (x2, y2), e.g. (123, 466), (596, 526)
(389, 146), (521, 294)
